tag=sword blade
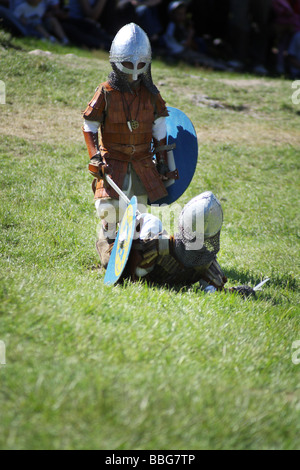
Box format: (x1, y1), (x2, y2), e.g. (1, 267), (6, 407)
(105, 174), (131, 206)
(253, 278), (270, 291)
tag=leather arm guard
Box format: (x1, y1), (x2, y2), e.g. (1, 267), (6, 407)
(83, 129), (110, 178)
(83, 128), (99, 159)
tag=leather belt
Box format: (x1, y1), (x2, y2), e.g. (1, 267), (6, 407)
(101, 143), (152, 161)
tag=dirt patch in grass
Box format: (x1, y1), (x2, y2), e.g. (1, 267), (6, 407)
(190, 93), (252, 112)
(1, 103), (298, 149)
(197, 120), (300, 147)
(217, 78), (279, 88)
(1, 69), (298, 150)
(1, 104), (84, 146)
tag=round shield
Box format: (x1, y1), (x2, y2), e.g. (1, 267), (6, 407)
(104, 196), (138, 286)
(150, 106), (198, 206)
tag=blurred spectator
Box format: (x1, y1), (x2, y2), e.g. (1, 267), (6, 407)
(13, 0), (69, 42)
(163, 0), (227, 69)
(0, 0), (38, 35)
(110, 1), (168, 53)
(188, 0), (230, 41)
(93, 0), (118, 35)
(0, 0), (69, 40)
(271, 0), (300, 73)
(133, 0), (165, 44)
(43, 0), (69, 44)
(112, 0), (138, 31)
(187, 0), (232, 62)
(44, 0), (69, 23)
(272, 0), (300, 30)
(228, 0), (272, 75)
(288, 30), (300, 76)
(68, 0), (106, 21)
(62, 0), (112, 49)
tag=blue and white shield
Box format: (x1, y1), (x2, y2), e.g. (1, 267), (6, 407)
(150, 106), (198, 206)
(104, 196), (137, 286)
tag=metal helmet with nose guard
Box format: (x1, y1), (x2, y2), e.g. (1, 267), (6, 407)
(109, 23), (152, 81)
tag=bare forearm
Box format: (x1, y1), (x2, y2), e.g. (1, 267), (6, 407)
(80, 0), (107, 20)
(36, 24), (51, 39)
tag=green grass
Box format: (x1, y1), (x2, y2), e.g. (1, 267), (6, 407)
(0, 34), (299, 450)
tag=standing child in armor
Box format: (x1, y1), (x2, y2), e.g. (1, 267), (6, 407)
(82, 23), (175, 267)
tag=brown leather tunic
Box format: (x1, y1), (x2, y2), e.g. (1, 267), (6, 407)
(83, 81), (169, 203)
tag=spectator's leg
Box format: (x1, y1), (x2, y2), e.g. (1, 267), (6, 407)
(228, 0), (250, 67)
(250, 0), (271, 73)
(61, 18), (112, 50)
(0, 5), (37, 36)
(45, 16), (69, 44)
(135, 5), (162, 41)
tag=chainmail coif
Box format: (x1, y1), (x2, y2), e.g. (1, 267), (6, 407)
(174, 231), (221, 268)
(108, 63), (159, 95)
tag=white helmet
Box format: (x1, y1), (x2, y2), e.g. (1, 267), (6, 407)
(175, 192), (223, 267)
(178, 191), (223, 242)
(110, 23), (152, 81)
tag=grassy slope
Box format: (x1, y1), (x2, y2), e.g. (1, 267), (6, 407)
(0, 36), (299, 450)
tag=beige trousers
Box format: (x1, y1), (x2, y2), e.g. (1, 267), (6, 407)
(95, 164), (148, 237)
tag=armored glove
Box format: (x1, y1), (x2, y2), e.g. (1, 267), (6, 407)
(156, 160), (170, 180)
(229, 285), (256, 298)
(88, 152), (111, 179)
(132, 233), (171, 268)
(154, 137), (171, 181)
(154, 138), (179, 181)
(201, 259), (228, 290)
